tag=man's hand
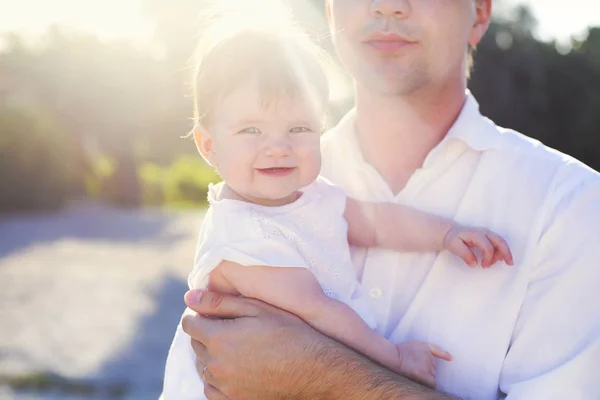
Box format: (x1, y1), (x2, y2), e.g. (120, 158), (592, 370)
(181, 289), (332, 399)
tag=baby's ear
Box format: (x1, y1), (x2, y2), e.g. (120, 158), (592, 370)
(193, 124), (215, 166)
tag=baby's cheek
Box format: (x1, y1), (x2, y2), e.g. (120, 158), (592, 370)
(304, 148), (322, 181)
(216, 155), (249, 189)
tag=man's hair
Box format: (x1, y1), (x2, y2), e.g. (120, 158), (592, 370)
(467, 45), (476, 79)
(189, 7), (330, 129)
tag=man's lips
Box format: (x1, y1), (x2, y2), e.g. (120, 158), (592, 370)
(364, 32), (416, 53)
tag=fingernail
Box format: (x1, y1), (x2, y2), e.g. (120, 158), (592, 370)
(185, 290), (200, 305)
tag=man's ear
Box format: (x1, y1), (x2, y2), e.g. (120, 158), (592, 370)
(193, 124), (216, 166)
(469, 0), (492, 47)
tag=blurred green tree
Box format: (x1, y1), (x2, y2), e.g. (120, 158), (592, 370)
(0, 104), (74, 212)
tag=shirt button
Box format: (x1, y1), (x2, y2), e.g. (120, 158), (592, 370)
(370, 287), (382, 299)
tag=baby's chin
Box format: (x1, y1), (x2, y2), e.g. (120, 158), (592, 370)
(249, 188), (302, 207)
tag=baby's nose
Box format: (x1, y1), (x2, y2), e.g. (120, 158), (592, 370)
(264, 137), (292, 157)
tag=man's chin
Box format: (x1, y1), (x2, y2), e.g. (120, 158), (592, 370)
(358, 70), (430, 96)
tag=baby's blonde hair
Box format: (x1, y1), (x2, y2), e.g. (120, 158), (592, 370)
(189, 1), (330, 131)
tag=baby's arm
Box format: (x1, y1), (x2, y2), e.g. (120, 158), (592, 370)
(208, 261), (450, 387)
(345, 198), (514, 267)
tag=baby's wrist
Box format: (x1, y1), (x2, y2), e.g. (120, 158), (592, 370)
(441, 222), (459, 249)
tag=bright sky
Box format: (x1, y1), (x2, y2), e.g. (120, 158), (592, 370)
(504, 0), (600, 42)
(0, 0), (152, 41)
(0, 0), (598, 44)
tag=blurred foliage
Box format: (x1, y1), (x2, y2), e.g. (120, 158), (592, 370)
(86, 154), (221, 208)
(139, 156), (221, 208)
(0, 104), (76, 212)
(469, 7), (600, 168)
(0, 1), (599, 212)
(84, 155), (116, 199)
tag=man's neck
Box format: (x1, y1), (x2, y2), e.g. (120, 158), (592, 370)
(354, 80), (467, 194)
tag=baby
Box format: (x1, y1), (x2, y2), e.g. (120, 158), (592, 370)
(162, 15), (513, 399)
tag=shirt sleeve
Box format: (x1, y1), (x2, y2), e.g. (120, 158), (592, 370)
(498, 166), (600, 398)
(188, 206), (307, 290)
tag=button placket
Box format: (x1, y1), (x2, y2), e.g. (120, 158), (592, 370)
(361, 250), (394, 324)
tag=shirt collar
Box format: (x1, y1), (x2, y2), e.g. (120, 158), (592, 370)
(417, 90), (500, 167)
(443, 90), (499, 152)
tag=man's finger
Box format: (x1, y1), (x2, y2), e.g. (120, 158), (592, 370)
(181, 308), (225, 344)
(185, 290), (261, 319)
(204, 381), (228, 400)
(194, 350), (204, 372)
(191, 337), (209, 366)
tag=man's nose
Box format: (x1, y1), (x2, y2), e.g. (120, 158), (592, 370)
(370, 0), (411, 19)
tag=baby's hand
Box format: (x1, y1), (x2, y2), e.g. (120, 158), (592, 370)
(443, 225), (514, 268)
(394, 341), (452, 389)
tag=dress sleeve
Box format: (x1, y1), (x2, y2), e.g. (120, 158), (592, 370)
(309, 175), (348, 216)
(188, 205), (307, 290)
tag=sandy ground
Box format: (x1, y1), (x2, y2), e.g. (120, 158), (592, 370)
(0, 202), (204, 399)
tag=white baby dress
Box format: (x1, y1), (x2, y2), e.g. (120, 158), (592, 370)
(162, 176), (377, 399)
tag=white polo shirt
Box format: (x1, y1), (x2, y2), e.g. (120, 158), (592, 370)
(320, 92), (600, 400)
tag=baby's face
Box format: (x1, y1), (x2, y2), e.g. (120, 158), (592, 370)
(206, 81), (323, 206)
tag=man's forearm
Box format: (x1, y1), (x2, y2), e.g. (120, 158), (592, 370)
(298, 336), (457, 400)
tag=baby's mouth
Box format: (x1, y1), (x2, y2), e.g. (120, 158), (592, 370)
(256, 167), (296, 177)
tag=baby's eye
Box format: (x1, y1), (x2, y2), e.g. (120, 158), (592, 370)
(290, 127), (311, 133)
(239, 127), (261, 134)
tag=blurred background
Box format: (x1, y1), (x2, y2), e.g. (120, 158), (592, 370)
(0, 0), (598, 399)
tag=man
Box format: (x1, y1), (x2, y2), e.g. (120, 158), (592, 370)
(180, 0), (600, 398)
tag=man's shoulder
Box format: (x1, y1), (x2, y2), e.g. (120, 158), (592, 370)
(487, 120), (599, 183)
(484, 120), (600, 208)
